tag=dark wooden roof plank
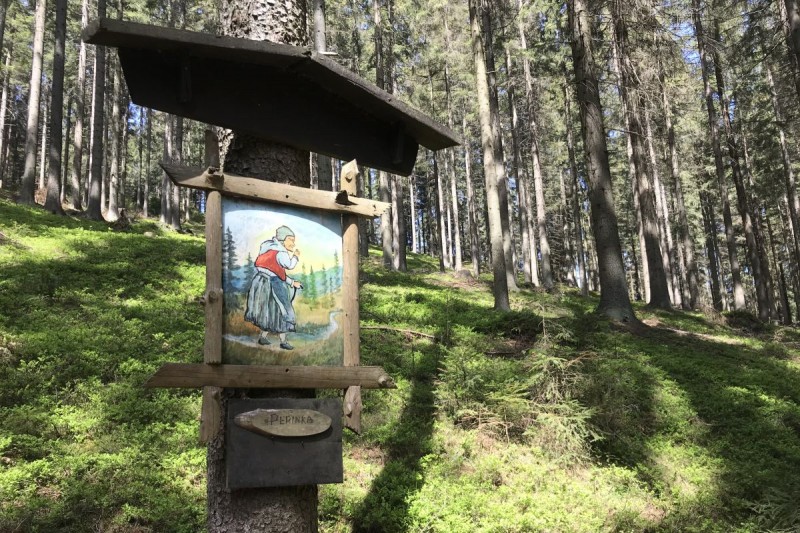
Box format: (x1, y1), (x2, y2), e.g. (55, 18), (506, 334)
(81, 18), (459, 176)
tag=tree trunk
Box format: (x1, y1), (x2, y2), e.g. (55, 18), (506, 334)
(70, 0), (88, 211)
(107, 56), (121, 221)
(568, 0), (635, 321)
(516, 21), (553, 289)
(712, 43), (768, 320)
(562, 66), (588, 296)
(463, 129), (481, 277)
(469, 0), (509, 310)
(0, 49), (10, 189)
(171, 116), (183, 229)
(504, 44), (531, 285)
(0, 0), (10, 66)
(60, 97), (71, 205)
(780, 196), (800, 319)
(392, 175), (406, 271)
(409, 174), (418, 253)
(87, 0), (106, 220)
(661, 72), (698, 309)
(44, 0), (67, 214)
(144, 108), (151, 217)
(39, 92), (49, 191)
(766, 62), (800, 299)
(611, 7), (670, 309)
(211, 0), (317, 530)
(644, 107), (679, 306)
(20, 0), (47, 204)
(693, 0), (745, 310)
(161, 114), (172, 224)
(701, 189), (724, 311)
(481, 0), (517, 292)
(782, 0), (800, 102)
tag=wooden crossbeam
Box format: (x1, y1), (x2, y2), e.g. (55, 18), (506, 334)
(161, 164), (390, 218)
(145, 364), (396, 390)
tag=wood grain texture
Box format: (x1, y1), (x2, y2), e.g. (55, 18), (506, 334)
(200, 190), (224, 444)
(199, 386), (222, 444)
(162, 163), (390, 218)
(204, 191), (223, 364)
(144, 364), (396, 389)
(81, 18), (460, 152)
(341, 160), (363, 434)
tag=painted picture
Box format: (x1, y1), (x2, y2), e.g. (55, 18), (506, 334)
(221, 196), (344, 366)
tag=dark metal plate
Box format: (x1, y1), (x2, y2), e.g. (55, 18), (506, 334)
(226, 398), (343, 489)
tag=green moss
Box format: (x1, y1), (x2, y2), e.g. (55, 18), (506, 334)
(4, 199), (800, 531)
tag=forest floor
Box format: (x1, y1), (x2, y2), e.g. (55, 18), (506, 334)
(2, 197), (800, 532)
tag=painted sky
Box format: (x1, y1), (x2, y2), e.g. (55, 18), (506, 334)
(222, 197), (342, 273)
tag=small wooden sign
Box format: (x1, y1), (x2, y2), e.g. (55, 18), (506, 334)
(234, 408), (332, 437)
(227, 398), (342, 488)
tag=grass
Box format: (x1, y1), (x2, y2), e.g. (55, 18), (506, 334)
(3, 197), (800, 531)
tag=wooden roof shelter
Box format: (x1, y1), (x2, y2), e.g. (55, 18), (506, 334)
(82, 18), (460, 176)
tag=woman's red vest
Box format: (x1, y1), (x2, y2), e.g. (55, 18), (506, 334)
(255, 249), (287, 280)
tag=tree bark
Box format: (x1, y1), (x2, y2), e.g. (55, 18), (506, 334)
(712, 42), (768, 320)
(20, 0), (47, 204)
(171, 116), (183, 229)
(392, 175), (406, 271)
(70, 0), (88, 211)
(701, 189), (723, 311)
(782, 0), (800, 103)
(562, 66), (588, 296)
(0, 49), (10, 189)
(107, 56), (121, 221)
(211, 0), (317, 530)
(644, 107), (679, 306)
(693, 0), (745, 310)
(568, 0), (635, 320)
(469, 0), (509, 310)
(463, 129), (481, 277)
(661, 71), (698, 309)
(144, 108), (151, 218)
(611, 6), (670, 309)
(516, 24), (553, 289)
(44, 0), (67, 214)
(87, 0), (106, 220)
(481, 0), (517, 292)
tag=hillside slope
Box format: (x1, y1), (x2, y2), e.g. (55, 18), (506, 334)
(2, 199), (800, 532)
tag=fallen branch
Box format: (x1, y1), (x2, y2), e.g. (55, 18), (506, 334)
(361, 325), (437, 340)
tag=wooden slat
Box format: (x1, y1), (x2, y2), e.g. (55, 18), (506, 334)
(144, 364), (396, 390)
(341, 160), (363, 434)
(199, 171), (224, 444)
(162, 163), (390, 218)
(199, 386), (222, 444)
(204, 191), (223, 364)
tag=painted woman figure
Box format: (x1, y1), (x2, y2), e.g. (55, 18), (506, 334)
(244, 225), (303, 350)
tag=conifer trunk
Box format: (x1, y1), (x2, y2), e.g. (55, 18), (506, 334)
(463, 119), (481, 277)
(562, 68), (588, 296)
(568, 0), (635, 320)
(19, 0), (47, 204)
(107, 57), (121, 221)
(210, 0), (317, 530)
(71, 0), (88, 211)
(661, 74), (698, 309)
(469, 0), (509, 310)
(481, 0), (517, 292)
(44, 0), (67, 214)
(712, 44), (768, 320)
(87, 0), (106, 220)
(701, 189), (724, 311)
(693, 0), (745, 310)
